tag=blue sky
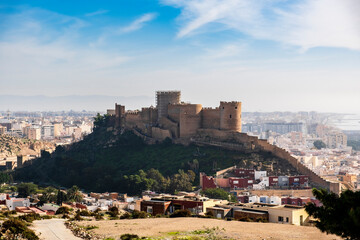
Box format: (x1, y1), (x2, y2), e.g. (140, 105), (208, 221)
(0, 0), (359, 113)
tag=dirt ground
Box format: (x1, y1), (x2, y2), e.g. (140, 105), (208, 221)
(78, 218), (341, 240)
(31, 219), (82, 240)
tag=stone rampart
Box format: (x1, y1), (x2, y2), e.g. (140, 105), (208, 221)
(151, 127), (172, 141)
(159, 117), (179, 138)
(201, 108), (220, 129)
(193, 128), (340, 194)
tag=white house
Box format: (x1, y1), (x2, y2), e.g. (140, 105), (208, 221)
(270, 196), (282, 205)
(6, 198), (30, 211)
(248, 195), (259, 203)
(254, 171), (267, 180)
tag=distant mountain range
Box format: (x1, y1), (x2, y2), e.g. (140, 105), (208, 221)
(0, 95), (154, 112)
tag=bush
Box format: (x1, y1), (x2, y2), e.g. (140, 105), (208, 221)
(204, 211), (214, 218)
(107, 206), (119, 218)
(238, 216), (252, 222)
(120, 212), (131, 219)
(1, 218), (39, 240)
(18, 213), (41, 222)
(56, 206), (70, 215)
(71, 212), (83, 221)
(94, 213), (104, 220)
(79, 210), (91, 216)
(131, 210), (149, 219)
(169, 209), (191, 218)
(120, 233), (140, 240)
(201, 188), (237, 202)
(3, 210), (17, 218)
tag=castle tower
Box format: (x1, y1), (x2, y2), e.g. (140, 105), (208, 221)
(17, 155), (24, 168)
(156, 91), (181, 122)
(115, 103), (125, 128)
(219, 101), (242, 132)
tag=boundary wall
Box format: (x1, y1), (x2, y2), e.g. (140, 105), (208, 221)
(193, 129), (341, 194)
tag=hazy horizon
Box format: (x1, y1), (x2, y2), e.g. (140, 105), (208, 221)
(1, 94), (360, 115)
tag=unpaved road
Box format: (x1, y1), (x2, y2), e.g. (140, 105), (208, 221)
(32, 219), (81, 240)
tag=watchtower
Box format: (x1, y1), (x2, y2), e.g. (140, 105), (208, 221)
(156, 91), (181, 122)
(219, 101), (242, 132)
(115, 103), (125, 128)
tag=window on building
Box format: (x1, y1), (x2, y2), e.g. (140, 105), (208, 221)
(147, 206), (153, 214)
(278, 216), (284, 222)
(286, 217), (289, 222)
(230, 114), (232, 118)
(294, 178), (299, 182)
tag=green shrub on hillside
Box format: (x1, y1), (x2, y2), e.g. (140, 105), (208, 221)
(201, 188), (237, 202)
(14, 126), (300, 194)
(0, 218), (39, 240)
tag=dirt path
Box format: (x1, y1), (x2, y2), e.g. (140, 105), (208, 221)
(79, 217), (341, 240)
(32, 219), (81, 240)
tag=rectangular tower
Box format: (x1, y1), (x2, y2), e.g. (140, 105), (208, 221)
(156, 91), (181, 122)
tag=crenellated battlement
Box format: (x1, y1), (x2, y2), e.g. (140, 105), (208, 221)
(126, 110), (140, 115)
(202, 107), (220, 110)
(110, 90), (242, 139)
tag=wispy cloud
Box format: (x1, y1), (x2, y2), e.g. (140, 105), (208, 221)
(120, 13), (157, 33)
(85, 9), (109, 17)
(161, 0), (360, 51)
(0, 7), (130, 95)
(203, 43), (246, 60)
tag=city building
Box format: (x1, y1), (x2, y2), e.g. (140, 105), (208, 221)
(41, 125), (55, 139)
(0, 126), (6, 135)
(267, 205), (309, 226)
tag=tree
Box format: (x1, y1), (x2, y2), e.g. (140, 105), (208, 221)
(313, 140), (326, 149)
(17, 183), (38, 198)
(93, 113), (104, 129)
(108, 206), (119, 218)
(201, 188), (237, 202)
(0, 172), (10, 184)
(66, 185), (83, 202)
(168, 170), (195, 194)
(146, 168), (169, 193)
(305, 189), (360, 240)
(56, 189), (66, 205)
(93, 113), (110, 129)
(38, 186), (57, 204)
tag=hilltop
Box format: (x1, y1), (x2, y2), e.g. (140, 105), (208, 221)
(14, 124), (301, 193)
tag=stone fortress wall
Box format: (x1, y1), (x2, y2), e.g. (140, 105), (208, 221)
(107, 91), (340, 194)
(109, 92), (242, 139)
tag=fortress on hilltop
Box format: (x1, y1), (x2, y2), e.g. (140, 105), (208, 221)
(107, 91), (242, 140)
(106, 90), (341, 194)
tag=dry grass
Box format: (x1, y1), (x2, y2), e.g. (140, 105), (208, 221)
(78, 217), (341, 240)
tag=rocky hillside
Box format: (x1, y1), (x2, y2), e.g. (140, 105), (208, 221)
(0, 135), (55, 158)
